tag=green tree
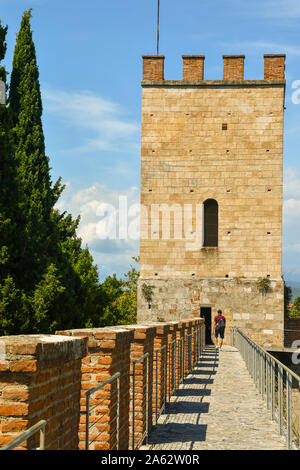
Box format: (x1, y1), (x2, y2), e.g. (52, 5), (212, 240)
(9, 9), (55, 290)
(0, 20), (19, 273)
(0, 11), (103, 335)
(97, 257), (139, 326)
(289, 296), (300, 319)
(284, 278), (292, 319)
(0, 20), (27, 335)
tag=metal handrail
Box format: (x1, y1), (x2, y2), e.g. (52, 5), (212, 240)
(85, 372), (120, 450)
(83, 322), (205, 451)
(232, 327), (300, 450)
(0, 420), (46, 451)
(154, 344), (167, 424)
(176, 336), (184, 387)
(168, 340), (176, 400)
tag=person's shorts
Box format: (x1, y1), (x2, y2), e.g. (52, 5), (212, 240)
(215, 327), (225, 339)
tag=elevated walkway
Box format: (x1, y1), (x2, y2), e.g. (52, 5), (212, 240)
(142, 345), (287, 450)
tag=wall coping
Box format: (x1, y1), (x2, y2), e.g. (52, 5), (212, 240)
(141, 79), (285, 88)
(0, 334), (88, 363)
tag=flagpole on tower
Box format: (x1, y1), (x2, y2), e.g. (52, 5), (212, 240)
(157, 0), (160, 55)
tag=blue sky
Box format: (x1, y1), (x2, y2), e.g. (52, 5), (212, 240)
(1, 0), (300, 282)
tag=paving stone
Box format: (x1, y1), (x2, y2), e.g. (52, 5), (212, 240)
(141, 345), (287, 450)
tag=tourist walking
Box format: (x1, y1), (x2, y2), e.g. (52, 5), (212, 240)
(213, 309), (226, 350)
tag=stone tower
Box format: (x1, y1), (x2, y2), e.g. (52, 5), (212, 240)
(137, 54), (286, 348)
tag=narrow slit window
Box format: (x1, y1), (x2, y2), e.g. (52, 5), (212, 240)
(203, 199), (218, 247)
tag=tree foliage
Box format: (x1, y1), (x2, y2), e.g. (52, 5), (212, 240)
(289, 296), (300, 319)
(97, 257), (139, 327)
(0, 11), (139, 335)
(284, 279), (293, 319)
(0, 11), (103, 335)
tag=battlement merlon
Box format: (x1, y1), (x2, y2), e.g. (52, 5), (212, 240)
(142, 54), (286, 82)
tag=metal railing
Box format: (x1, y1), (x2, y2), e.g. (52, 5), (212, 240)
(0, 420), (46, 451)
(232, 327), (300, 450)
(132, 322), (205, 449)
(85, 372), (120, 450)
(153, 324), (205, 425)
(154, 344), (167, 424)
(85, 322), (205, 451)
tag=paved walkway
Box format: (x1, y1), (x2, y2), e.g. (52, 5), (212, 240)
(142, 345), (287, 450)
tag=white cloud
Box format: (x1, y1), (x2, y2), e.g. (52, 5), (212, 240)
(279, 168), (300, 277)
(42, 87), (140, 154)
(283, 197), (300, 214)
(240, 41), (300, 56)
(56, 182), (140, 277)
(240, 0), (300, 19)
(283, 168), (300, 200)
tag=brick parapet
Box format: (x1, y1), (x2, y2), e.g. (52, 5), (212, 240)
(57, 327), (134, 450)
(115, 325), (156, 449)
(0, 319), (206, 451)
(142, 55), (165, 81)
(182, 55), (205, 80)
(223, 55), (245, 80)
(141, 322), (170, 421)
(264, 54), (286, 80)
(141, 54), (285, 83)
(0, 334), (87, 450)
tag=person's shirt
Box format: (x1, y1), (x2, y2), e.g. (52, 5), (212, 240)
(214, 314), (226, 327)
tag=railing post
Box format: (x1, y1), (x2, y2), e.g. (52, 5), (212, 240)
(146, 356), (149, 446)
(298, 383), (300, 449)
(271, 359), (275, 420)
(279, 365), (283, 436)
(86, 393), (90, 450)
(117, 375), (120, 450)
(286, 372), (292, 450)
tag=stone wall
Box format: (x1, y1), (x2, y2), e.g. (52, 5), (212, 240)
(138, 54), (285, 348)
(138, 277), (284, 348)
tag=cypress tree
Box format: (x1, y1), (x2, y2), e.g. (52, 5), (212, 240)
(9, 9), (55, 290)
(2, 10), (103, 334)
(0, 19), (15, 269)
(0, 20), (25, 335)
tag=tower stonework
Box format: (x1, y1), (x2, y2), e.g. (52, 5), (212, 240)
(137, 54), (286, 348)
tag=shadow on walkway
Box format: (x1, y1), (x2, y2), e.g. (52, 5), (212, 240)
(147, 423), (207, 445)
(145, 346), (217, 447)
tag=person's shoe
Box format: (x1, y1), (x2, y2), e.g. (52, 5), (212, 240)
(215, 345), (219, 350)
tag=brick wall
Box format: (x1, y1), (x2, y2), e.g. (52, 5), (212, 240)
(0, 334), (87, 450)
(284, 319), (300, 348)
(118, 325), (156, 450)
(144, 322), (169, 423)
(61, 318), (204, 450)
(142, 55), (165, 80)
(182, 55), (205, 80)
(56, 327), (134, 450)
(223, 55), (245, 80)
(264, 54), (286, 80)
(0, 318), (205, 451)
